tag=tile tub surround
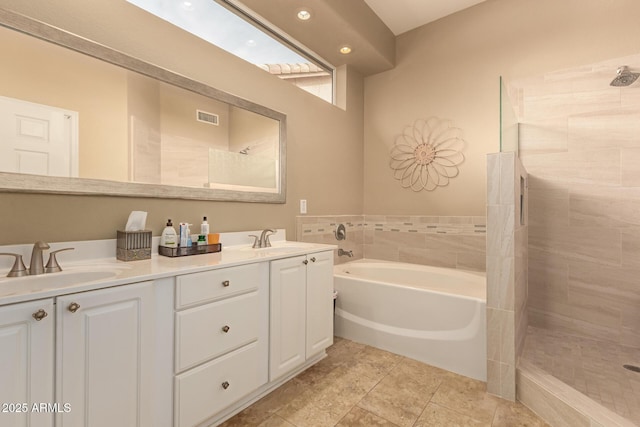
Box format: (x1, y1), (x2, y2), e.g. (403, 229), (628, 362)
(296, 215), (486, 270)
(221, 337), (549, 427)
(296, 216), (365, 265)
(486, 152), (529, 401)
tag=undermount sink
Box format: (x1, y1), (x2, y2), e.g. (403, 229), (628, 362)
(258, 246), (308, 253)
(0, 270), (118, 291)
(238, 243), (309, 253)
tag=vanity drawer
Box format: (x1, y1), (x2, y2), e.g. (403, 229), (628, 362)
(175, 291), (260, 373)
(174, 341), (268, 427)
(176, 263), (263, 309)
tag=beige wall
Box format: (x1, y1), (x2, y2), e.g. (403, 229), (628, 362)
(0, 0), (364, 245)
(363, 0), (640, 216)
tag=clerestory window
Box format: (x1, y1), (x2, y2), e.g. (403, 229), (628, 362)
(127, 0), (335, 103)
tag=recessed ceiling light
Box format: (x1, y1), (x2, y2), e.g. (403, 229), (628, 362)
(297, 9), (311, 21)
(339, 45), (352, 55)
(246, 39), (257, 47)
(181, 1), (194, 11)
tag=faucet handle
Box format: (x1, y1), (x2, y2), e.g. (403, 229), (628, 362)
(248, 235), (260, 248)
(0, 253), (29, 277)
(263, 229), (276, 248)
(45, 248), (74, 273)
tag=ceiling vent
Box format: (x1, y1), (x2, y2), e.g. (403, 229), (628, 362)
(196, 110), (219, 126)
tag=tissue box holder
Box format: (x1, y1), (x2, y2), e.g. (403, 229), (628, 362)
(117, 230), (152, 261)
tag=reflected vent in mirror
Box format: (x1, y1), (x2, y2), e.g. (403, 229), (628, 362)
(196, 110), (219, 126)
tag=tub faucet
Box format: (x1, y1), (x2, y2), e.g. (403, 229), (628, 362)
(29, 241), (50, 275)
(338, 249), (353, 257)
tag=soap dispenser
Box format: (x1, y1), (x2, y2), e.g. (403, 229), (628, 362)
(201, 216), (210, 235)
(160, 219), (177, 247)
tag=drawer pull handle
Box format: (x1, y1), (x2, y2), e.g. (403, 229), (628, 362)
(68, 302), (81, 313)
(222, 280), (230, 287)
(32, 309), (48, 321)
(302, 260), (308, 265)
(222, 325), (230, 333)
(221, 381), (230, 390)
(310, 257), (316, 262)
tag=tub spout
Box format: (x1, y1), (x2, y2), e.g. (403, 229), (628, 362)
(338, 248), (353, 257)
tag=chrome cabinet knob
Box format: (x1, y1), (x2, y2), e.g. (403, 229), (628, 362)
(68, 302), (81, 313)
(221, 381), (230, 390)
(302, 260), (308, 265)
(310, 257), (316, 262)
(32, 309), (48, 321)
(222, 280), (230, 287)
(222, 325), (230, 333)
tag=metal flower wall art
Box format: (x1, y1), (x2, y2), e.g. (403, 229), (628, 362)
(389, 117), (466, 191)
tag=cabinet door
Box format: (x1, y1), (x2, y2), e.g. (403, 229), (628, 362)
(306, 251), (334, 357)
(0, 299), (54, 427)
(269, 256), (307, 381)
(56, 282), (154, 427)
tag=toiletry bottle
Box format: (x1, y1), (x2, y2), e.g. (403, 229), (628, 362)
(201, 216), (210, 236)
(186, 224), (193, 247)
(179, 223), (189, 247)
(160, 219), (178, 247)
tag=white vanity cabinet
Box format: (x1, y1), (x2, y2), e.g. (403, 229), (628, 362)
(0, 280), (163, 427)
(0, 237), (335, 427)
(0, 298), (55, 427)
(270, 250), (334, 381)
(56, 281), (156, 427)
(173, 262), (269, 427)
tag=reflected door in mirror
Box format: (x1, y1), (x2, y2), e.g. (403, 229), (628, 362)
(0, 95), (78, 177)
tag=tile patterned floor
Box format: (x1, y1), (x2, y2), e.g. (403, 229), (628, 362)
(522, 326), (640, 425)
(221, 338), (549, 427)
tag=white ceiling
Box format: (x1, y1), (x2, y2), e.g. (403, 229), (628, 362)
(364, 0), (488, 35)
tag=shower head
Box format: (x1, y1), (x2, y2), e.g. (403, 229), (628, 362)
(610, 66), (640, 87)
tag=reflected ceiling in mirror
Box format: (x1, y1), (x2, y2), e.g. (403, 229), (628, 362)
(0, 8), (286, 202)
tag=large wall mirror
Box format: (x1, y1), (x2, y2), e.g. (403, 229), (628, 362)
(0, 8), (286, 202)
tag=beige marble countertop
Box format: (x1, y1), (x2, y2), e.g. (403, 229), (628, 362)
(0, 240), (336, 306)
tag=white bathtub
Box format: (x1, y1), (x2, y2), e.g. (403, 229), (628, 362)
(334, 259), (486, 380)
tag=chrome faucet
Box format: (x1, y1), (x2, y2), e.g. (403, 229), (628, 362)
(0, 242), (74, 277)
(249, 229), (276, 248)
(29, 241), (50, 275)
(259, 229), (275, 248)
(338, 248), (353, 257)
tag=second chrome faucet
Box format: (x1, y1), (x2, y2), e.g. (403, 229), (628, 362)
(249, 229), (276, 248)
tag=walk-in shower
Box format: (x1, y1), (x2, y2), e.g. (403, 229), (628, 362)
(497, 61), (640, 425)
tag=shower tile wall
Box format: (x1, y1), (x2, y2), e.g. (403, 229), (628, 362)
(296, 215), (486, 270)
(486, 152), (529, 401)
(511, 53), (640, 349)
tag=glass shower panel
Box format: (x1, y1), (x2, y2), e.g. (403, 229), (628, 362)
(500, 76), (519, 153)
